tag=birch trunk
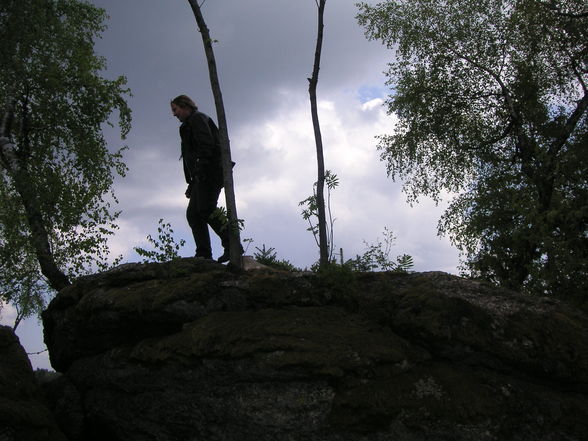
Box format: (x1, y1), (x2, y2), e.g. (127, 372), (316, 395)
(308, 0), (329, 267)
(187, 0), (243, 270)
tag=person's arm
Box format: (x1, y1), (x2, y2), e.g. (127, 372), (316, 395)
(189, 113), (217, 162)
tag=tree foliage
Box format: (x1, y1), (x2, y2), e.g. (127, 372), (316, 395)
(134, 219), (186, 263)
(357, 0), (587, 302)
(0, 0), (131, 325)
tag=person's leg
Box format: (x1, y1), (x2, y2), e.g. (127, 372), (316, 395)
(191, 179), (243, 262)
(186, 184), (213, 259)
(201, 182), (243, 262)
(207, 207), (230, 252)
(209, 208), (244, 263)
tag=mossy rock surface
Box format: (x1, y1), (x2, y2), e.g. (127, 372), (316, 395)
(42, 259), (588, 441)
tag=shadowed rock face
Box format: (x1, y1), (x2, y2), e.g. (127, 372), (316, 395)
(42, 258), (588, 441)
(0, 326), (66, 441)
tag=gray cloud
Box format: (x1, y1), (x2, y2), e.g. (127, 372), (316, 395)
(4, 0), (460, 369)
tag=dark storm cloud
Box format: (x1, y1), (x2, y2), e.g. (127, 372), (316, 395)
(3, 1), (461, 369)
(92, 0), (390, 129)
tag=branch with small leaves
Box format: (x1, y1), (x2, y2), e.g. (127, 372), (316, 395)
(299, 170), (338, 262)
(134, 219), (186, 263)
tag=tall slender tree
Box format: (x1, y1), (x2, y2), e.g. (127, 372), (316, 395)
(0, 0), (131, 326)
(308, 0), (329, 267)
(187, 0), (242, 270)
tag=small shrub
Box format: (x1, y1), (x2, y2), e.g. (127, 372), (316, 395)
(134, 219), (185, 263)
(345, 227), (414, 273)
(253, 244), (300, 272)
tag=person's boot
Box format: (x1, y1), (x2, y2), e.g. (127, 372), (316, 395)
(217, 244), (244, 263)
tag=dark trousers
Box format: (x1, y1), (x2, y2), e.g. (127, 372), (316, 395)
(186, 180), (229, 259)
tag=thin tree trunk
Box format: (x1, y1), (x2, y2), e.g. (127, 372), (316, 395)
(16, 178), (71, 291)
(308, 0), (329, 267)
(0, 134), (70, 291)
(187, 0), (242, 270)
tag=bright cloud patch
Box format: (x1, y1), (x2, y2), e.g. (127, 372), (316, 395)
(227, 86), (457, 271)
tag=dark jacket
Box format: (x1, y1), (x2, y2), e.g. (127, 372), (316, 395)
(180, 110), (223, 187)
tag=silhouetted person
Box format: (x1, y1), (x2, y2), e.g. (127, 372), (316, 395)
(171, 95), (237, 263)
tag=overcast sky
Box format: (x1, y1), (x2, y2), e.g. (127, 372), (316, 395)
(2, 0), (460, 370)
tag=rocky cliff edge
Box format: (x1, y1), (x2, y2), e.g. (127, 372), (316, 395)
(40, 258), (588, 441)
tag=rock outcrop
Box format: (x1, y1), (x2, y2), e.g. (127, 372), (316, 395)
(42, 258), (588, 441)
(0, 325), (66, 441)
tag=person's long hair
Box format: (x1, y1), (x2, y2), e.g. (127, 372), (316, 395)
(171, 95), (197, 111)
